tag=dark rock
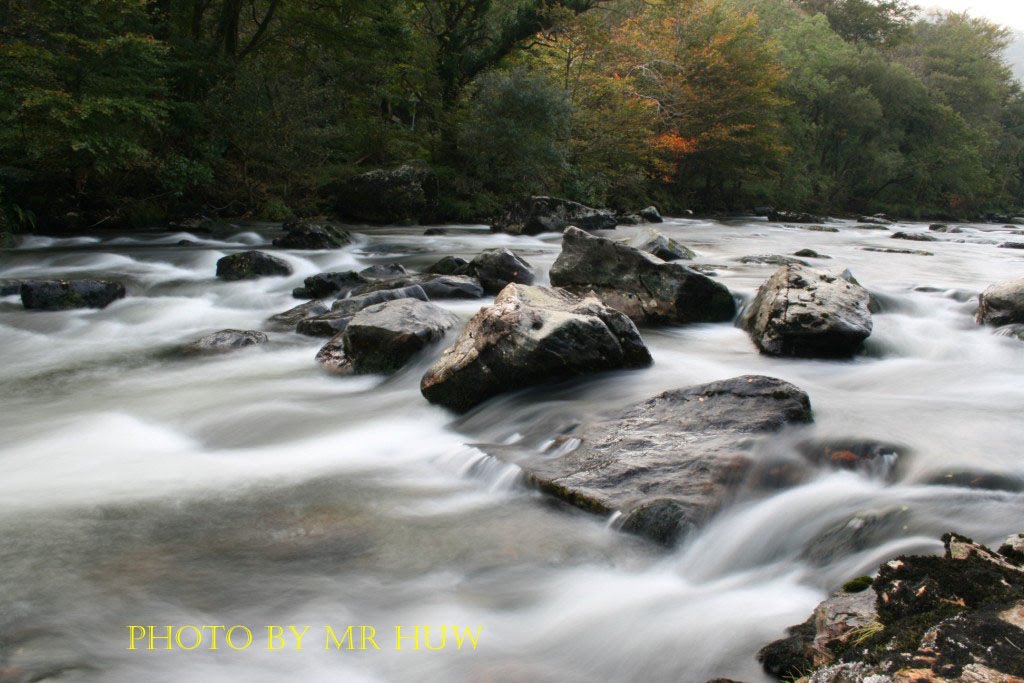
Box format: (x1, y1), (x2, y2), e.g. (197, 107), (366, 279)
(861, 246), (933, 255)
(216, 250), (292, 281)
(739, 254), (810, 266)
(420, 284), (652, 413)
(977, 278), (1024, 326)
(767, 210), (826, 224)
(925, 470), (1024, 492)
(272, 222), (351, 249)
(799, 225), (840, 233)
(266, 300), (329, 330)
(334, 164), (438, 224)
(549, 227), (736, 324)
(468, 248), (536, 294)
(801, 506), (912, 566)
(21, 280), (126, 310)
(999, 241), (1024, 249)
(359, 263), (408, 280)
(892, 231), (938, 242)
(182, 329), (269, 354)
(634, 231), (695, 261)
(618, 214), (644, 226)
(858, 215), (894, 226)
(297, 286), (430, 337)
(1, 279), (24, 296)
(794, 249), (830, 259)
(490, 196), (618, 235)
(315, 299), (458, 375)
(995, 324), (1024, 341)
(490, 375), (812, 546)
(292, 271), (367, 299)
(639, 206), (663, 223)
(930, 224), (963, 234)
(424, 228), (448, 236)
(797, 438), (903, 480)
(743, 265), (873, 358)
(351, 273), (485, 300)
(426, 256), (471, 276)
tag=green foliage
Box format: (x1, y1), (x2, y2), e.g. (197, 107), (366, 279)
(842, 575), (875, 592)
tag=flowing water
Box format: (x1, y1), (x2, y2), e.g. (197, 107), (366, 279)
(1, 218), (1022, 682)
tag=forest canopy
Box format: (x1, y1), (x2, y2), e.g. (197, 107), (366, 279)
(2, 0), (1023, 229)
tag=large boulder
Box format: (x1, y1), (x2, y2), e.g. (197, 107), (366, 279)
(768, 210), (826, 224)
(977, 278), (1024, 326)
(216, 250), (292, 280)
(490, 196), (617, 235)
(743, 265), (873, 358)
(21, 280), (126, 310)
(334, 164), (438, 224)
(468, 248), (536, 294)
(297, 285), (430, 337)
(272, 222), (351, 249)
(490, 376), (813, 546)
(182, 329), (269, 354)
(420, 284), (652, 412)
(639, 206), (663, 223)
(266, 300), (329, 329)
(549, 227), (736, 324)
(315, 299), (458, 375)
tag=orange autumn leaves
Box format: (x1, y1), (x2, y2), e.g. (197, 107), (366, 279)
(606, 0), (789, 184)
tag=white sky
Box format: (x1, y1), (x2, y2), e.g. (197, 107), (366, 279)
(923, 1), (1024, 30)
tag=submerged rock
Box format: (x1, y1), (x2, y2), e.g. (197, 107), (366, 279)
(21, 280), (126, 310)
(862, 247), (933, 255)
(490, 375), (813, 546)
(490, 196), (617, 235)
(976, 278), (1024, 327)
(739, 254), (810, 266)
(420, 284), (651, 412)
(743, 265), (873, 358)
(634, 230), (695, 261)
(549, 227), (736, 324)
(316, 299), (458, 375)
(794, 249), (830, 259)
(266, 300), (330, 329)
(292, 271), (367, 299)
(183, 329), (269, 354)
(999, 241), (1024, 249)
(892, 231), (938, 242)
(272, 222), (351, 249)
(858, 215), (894, 226)
(994, 323), (1024, 341)
(768, 210), (826, 224)
(216, 250), (292, 280)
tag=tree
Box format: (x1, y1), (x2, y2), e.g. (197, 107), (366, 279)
(795, 0), (918, 46)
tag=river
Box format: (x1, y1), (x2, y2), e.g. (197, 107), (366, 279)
(0, 217), (1022, 682)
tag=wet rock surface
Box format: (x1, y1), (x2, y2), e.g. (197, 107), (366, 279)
(491, 196), (618, 235)
(549, 226), (736, 324)
(182, 329), (269, 354)
(768, 210), (827, 224)
(634, 230), (695, 261)
(297, 286), (430, 336)
(420, 284), (652, 412)
(488, 375), (813, 546)
(272, 222), (351, 249)
(976, 278), (1024, 327)
(215, 250), (292, 280)
(743, 265), (873, 358)
(21, 280), (126, 310)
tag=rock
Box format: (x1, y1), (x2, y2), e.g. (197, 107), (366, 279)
(739, 254), (810, 266)
(930, 224), (963, 234)
(424, 228), (448, 236)
(490, 196), (618, 235)
(892, 232), (938, 242)
(801, 506), (912, 566)
(976, 278), (1024, 326)
(297, 286), (430, 337)
(743, 265), (873, 358)
(858, 215), (894, 226)
(862, 247), (933, 255)
(999, 241), (1024, 249)
(216, 250), (292, 280)
(292, 271), (367, 299)
(489, 375), (812, 546)
(353, 274), (484, 300)
(359, 263), (408, 280)
(266, 300), (329, 329)
(1, 279), (24, 296)
(182, 329), (269, 354)
(634, 231), (695, 261)
(334, 164), (438, 224)
(639, 206), (663, 223)
(794, 249), (830, 259)
(994, 324), (1024, 341)
(797, 438), (903, 480)
(768, 210), (826, 224)
(20, 280), (126, 311)
(549, 227), (736, 324)
(420, 284), (652, 412)
(618, 214), (644, 226)
(924, 469), (1023, 492)
(468, 248), (536, 294)
(272, 222), (351, 249)
(799, 225), (840, 233)
(315, 299), (458, 375)
(426, 256), (470, 276)
(762, 533), (1024, 683)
